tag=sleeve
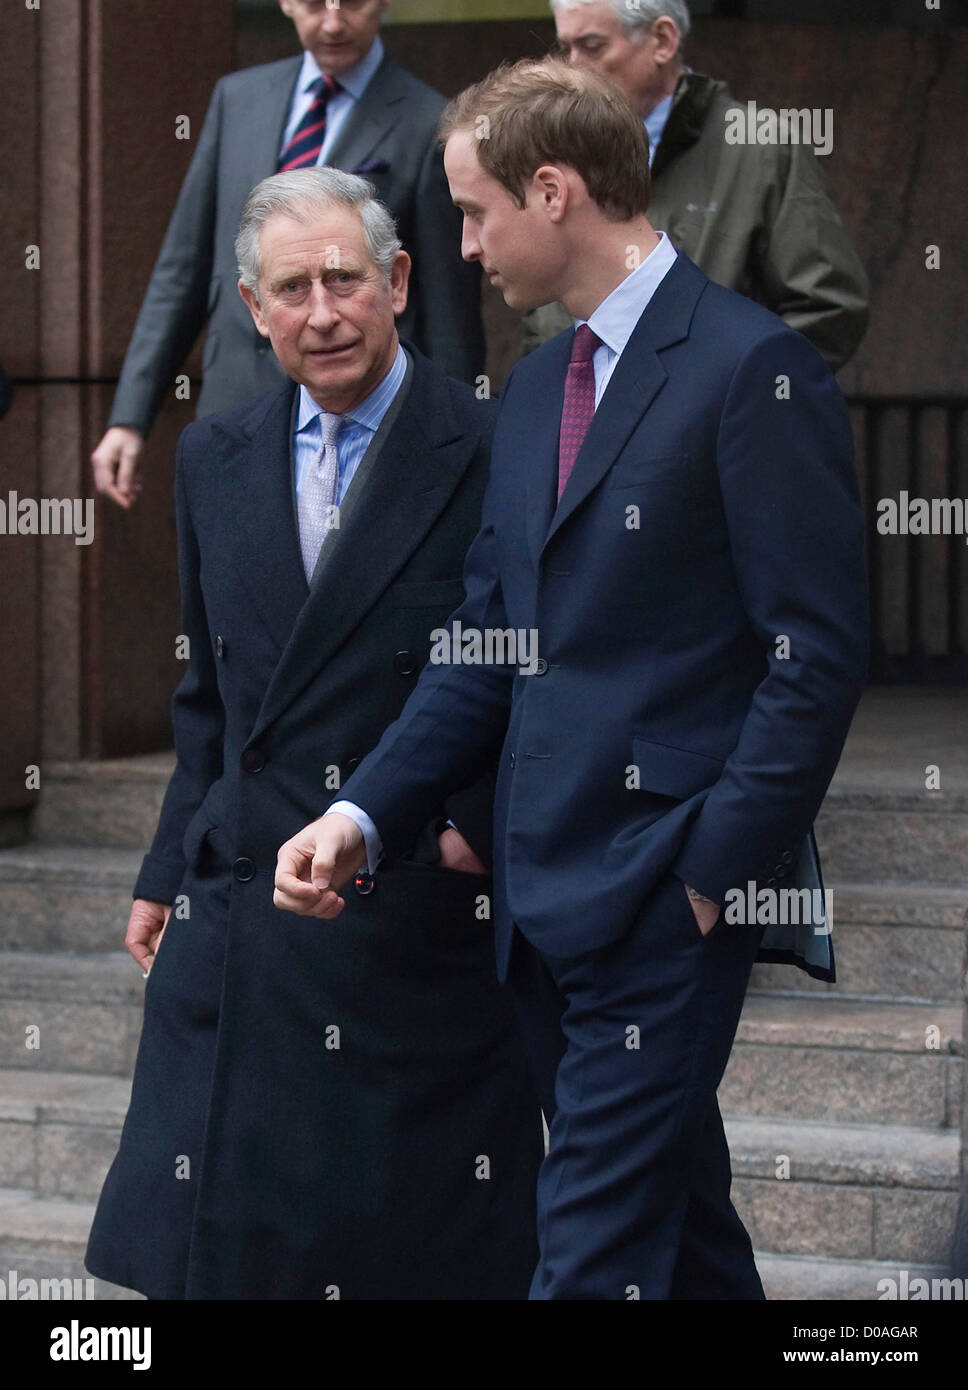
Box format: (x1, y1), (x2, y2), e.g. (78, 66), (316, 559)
(333, 473), (515, 861)
(755, 140), (870, 372)
(107, 79), (225, 436)
(133, 432), (226, 901)
(672, 328), (869, 903)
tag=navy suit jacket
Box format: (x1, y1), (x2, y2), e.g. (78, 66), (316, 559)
(342, 255), (869, 982)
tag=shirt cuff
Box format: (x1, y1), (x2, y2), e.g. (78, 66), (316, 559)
(327, 800), (383, 875)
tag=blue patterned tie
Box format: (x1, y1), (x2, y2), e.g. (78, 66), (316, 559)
(298, 412), (343, 583)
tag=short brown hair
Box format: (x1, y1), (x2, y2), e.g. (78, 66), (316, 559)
(438, 58), (650, 221)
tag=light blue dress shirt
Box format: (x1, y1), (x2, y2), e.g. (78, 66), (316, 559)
(577, 230), (678, 405)
(280, 36), (385, 166)
(644, 91), (674, 168)
(293, 340), (407, 511)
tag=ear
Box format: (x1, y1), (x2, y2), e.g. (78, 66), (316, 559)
(389, 250), (411, 317)
(279, 0), (295, 20)
(530, 164), (570, 223)
(652, 16), (681, 64)
(239, 280), (270, 338)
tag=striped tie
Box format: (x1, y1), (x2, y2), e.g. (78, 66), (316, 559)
(277, 75), (342, 173)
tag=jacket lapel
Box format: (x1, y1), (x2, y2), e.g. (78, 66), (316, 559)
(521, 331), (570, 572)
(542, 254), (707, 554)
(323, 57), (406, 176)
(249, 349), (484, 740)
(216, 382), (308, 654)
(235, 57), (303, 179)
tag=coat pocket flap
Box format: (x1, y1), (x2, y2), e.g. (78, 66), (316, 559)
(631, 736), (725, 799)
(182, 812), (219, 867)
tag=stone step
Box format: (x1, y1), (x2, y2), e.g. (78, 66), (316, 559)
(0, 953), (143, 1076)
(0, 1070), (129, 1200)
(750, 881), (967, 1003)
(0, 847), (143, 953)
(816, 789), (968, 888)
(0, 1188), (141, 1299)
(3, 1185), (949, 1303)
(724, 996), (964, 1128)
(727, 1116), (960, 1265)
(755, 1251), (956, 1301)
(30, 755), (173, 849)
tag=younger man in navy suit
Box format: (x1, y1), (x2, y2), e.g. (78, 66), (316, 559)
(275, 61), (869, 1300)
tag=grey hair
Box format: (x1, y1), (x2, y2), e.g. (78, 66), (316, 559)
(551, 0), (691, 41)
(235, 167), (402, 294)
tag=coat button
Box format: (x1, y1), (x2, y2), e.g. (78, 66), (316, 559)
(533, 658), (549, 675)
(509, 751), (516, 768)
(215, 636), (225, 659)
(345, 756), (361, 775)
(781, 850), (794, 864)
(233, 857), (256, 882)
(354, 871), (375, 896)
(765, 876), (777, 887)
(241, 747), (265, 773)
(393, 650), (417, 676)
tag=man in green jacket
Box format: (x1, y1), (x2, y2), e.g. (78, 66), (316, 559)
(523, 0), (868, 370)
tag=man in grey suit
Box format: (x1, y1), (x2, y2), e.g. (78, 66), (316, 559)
(91, 0), (483, 509)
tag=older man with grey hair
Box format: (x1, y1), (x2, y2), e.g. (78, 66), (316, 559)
(84, 167), (541, 1301)
(524, 0), (868, 369)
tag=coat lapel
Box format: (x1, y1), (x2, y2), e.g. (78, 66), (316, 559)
(216, 382), (308, 654)
(323, 57), (406, 176)
(250, 350), (484, 741)
(542, 254), (707, 555)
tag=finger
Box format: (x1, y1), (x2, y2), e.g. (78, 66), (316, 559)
(104, 483), (133, 509)
(126, 938), (152, 970)
(116, 453), (142, 499)
(312, 890), (346, 920)
(273, 869), (322, 902)
(272, 882), (321, 913)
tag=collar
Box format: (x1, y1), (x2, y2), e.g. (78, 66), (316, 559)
(295, 340), (407, 435)
(644, 92), (674, 161)
(577, 232), (678, 357)
(296, 33), (384, 102)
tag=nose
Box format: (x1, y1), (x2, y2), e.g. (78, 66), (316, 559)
(306, 281), (340, 331)
(460, 218), (482, 264)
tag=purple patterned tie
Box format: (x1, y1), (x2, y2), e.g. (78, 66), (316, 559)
(277, 75), (342, 173)
(557, 324), (602, 500)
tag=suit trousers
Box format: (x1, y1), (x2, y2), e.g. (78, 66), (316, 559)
(506, 868), (768, 1300)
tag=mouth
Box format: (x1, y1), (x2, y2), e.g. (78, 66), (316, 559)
(307, 343), (356, 357)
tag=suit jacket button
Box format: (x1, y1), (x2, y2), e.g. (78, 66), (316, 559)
(354, 871), (375, 896)
(215, 636), (225, 659)
(533, 658), (549, 675)
(781, 850), (795, 864)
(345, 756), (361, 775)
(509, 752), (516, 768)
(393, 650), (417, 676)
(241, 747), (265, 773)
(233, 857), (256, 882)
